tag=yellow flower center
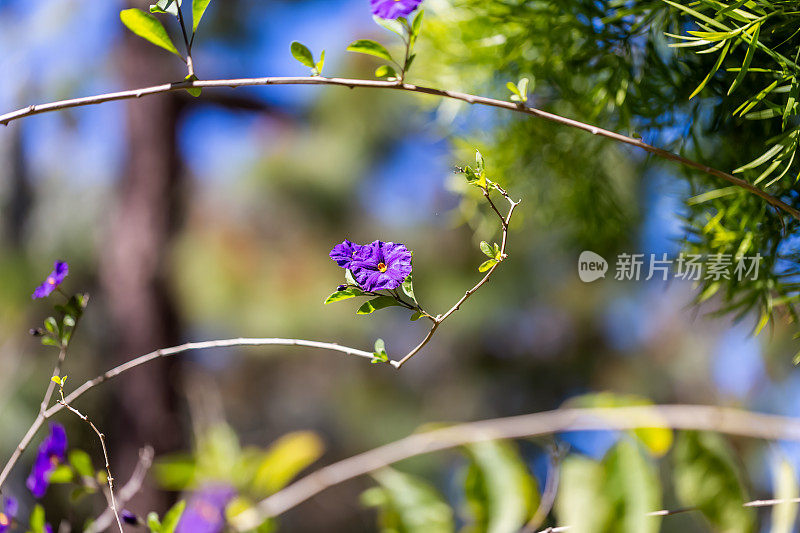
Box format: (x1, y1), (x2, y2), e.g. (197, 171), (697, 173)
(377, 262), (387, 272)
(0, 512), (8, 526)
(47, 276), (56, 285)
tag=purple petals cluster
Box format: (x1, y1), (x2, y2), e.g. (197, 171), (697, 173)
(175, 485), (236, 533)
(26, 423), (67, 498)
(370, 0), (423, 19)
(32, 261), (69, 299)
(329, 240), (412, 291)
(0, 497), (17, 533)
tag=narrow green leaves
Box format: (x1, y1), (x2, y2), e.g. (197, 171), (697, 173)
(290, 41), (325, 76)
(347, 39), (394, 62)
(728, 22), (760, 95)
(478, 259), (498, 272)
(689, 38), (731, 99)
(372, 338), (389, 364)
(192, 0), (212, 33)
(120, 8), (182, 57)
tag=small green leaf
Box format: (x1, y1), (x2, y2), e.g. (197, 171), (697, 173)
(410, 9), (424, 46)
(184, 74), (201, 97)
(150, 0), (179, 17)
(45, 317), (58, 334)
(480, 241), (494, 258)
(364, 468), (454, 532)
(161, 500), (186, 533)
(49, 464), (74, 484)
(70, 449), (95, 478)
(120, 8), (182, 57)
(401, 275), (416, 302)
(689, 39), (732, 99)
(357, 296), (402, 315)
(372, 338), (389, 363)
(478, 259), (498, 273)
(51, 376), (62, 386)
(290, 41), (316, 69)
(373, 16), (405, 36)
(410, 311), (423, 321)
(192, 0), (212, 33)
(147, 511), (162, 532)
(315, 50), (326, 76)
(324, 286), (365, 304)
(41, 337), (60, 347)
(30, 504), (46, 533)
(347, 39), (393, 62)
(375, 65), (398, 79)
(728, 22), (760, 95)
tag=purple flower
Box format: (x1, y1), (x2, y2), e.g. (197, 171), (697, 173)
(351, 241), (412, 291)
(370, 0), (423, 19)
(0, 497), (17, 532)
(329, 240), (363, 269)
(32, 261), (69, 299)
(26, 423), (67, 498)
(175, 485), (236, 533)
(121, 510), (139, 525)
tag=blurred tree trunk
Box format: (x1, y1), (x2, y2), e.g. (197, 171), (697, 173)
(99, 0), (184, 515)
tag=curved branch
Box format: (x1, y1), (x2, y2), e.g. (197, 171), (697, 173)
(1, 76), (797, 220)
(231, 404), (800, 529)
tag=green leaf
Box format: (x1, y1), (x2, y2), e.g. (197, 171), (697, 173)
(673, 431), (755, 532)
(147, 511), (162, 532)
(372, 338), (389, 363)
(160, 500), (186, 533)
(373, 15), (405, 36)
(771, 459), (799, 533)
(324, 286), (365, 304)
(290, 41), (316, 69)
(150, 0), (180, 17)
(120, 8), (182, 57)
(689, 38), (732, 99)
(70, 449), (95, 478)
(153, 453), (196, 490)
(480, 241), (494, 258)
(44, 317), (58, 334)
(363, 467), (454, 533)
(347, 39), (394, 62)
(345, 269), (358, 286)
(252, 432), (324, 495)
(315, 50), (325, 76)
(604, 440), (661, 533)
(375, 64), (398, 79)
(728, 22), (760, 95)
(357, 296), (402, 315)
(410, 9), (424, 46)
(30, 504), (46, 533)
(184, 74), (201, 97)
(48, 464), (74, 484)
(506, 81), (521, 97)
(192, 0), (212, 33)
(410, 311), (423, 321)
(556, 455), (611, 532)
(463, 441), (537, 533)
(478, 259), (498, 272)
(401, 275), (416, 302)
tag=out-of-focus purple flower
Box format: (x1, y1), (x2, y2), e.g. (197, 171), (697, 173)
(26, 423), (67, 498)
(329, 240), (363, 269)
(175, 485), (236, 533)
(351, 241), (412, 291)
(0, 497), (17, 532)
(121, 510), (138, 525)
(370, 0), (423, 19)
(32, 261), (69, 299)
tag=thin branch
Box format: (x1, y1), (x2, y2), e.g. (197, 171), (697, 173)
(0, 76), (795, 220)
(88, 446), (155, 533)
(0, 338), (375, 495)
(0, 341), (68, 491)
(58, 388), (124, 533)
(522, 444), (565, 533)
(392, 188), (519, 368)
(231, 404), (800, 529)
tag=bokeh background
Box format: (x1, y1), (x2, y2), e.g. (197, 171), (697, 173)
(1, 0), (799, 531)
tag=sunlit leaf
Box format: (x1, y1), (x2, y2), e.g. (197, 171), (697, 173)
(120, 8), (182, 56)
